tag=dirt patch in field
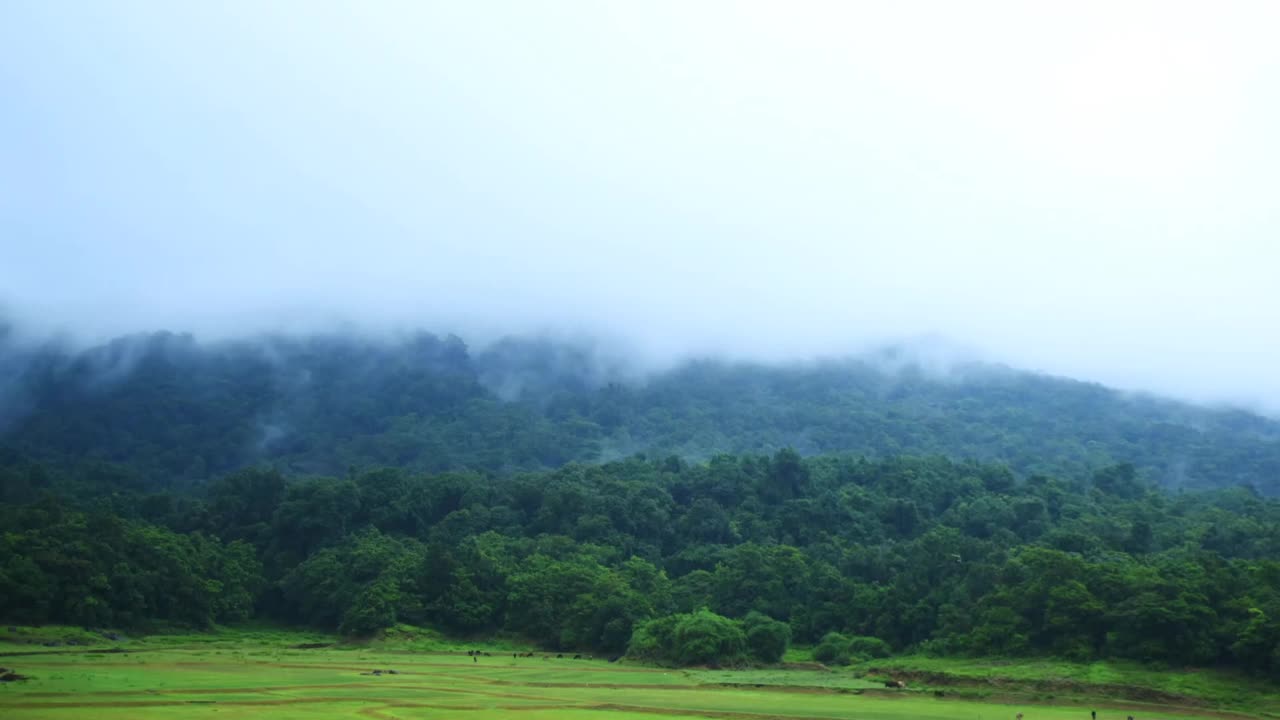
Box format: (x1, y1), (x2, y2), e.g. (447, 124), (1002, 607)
(584, 702), (851, 720)
(0, 647), (132, 658)
(862, 669), (1261, 720)
(866, 667), (1203, 705)
(779, 662), (830, 672)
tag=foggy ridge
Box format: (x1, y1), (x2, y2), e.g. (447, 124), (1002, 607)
(2, 328), (1276, 495)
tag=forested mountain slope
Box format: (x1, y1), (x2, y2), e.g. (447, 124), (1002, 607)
(3, 452), (1280, 676)
(1, 329), (1278, 494)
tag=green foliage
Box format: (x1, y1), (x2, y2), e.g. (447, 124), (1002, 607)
(2, 435), (1280, 675)
(847, 635), (892, 659)
(6, 332), (1280, 495)
(0, 500), (258, 628)
(629, 609), (748, 667)
(280, 529), (424, 636)
(743, 611), (791, 663)
(813, 632), (852, 665)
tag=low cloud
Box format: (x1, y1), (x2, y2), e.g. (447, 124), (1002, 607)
(2, 2), (1278, 414)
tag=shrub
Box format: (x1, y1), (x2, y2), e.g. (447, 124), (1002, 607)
(846, 635), (891, 659)
(743, 611), (791, 663)
(674, 609), (747, 666)
(626, 614), (679, 661)
(627, 609), (747, 667)
(813, 631), (851, 665)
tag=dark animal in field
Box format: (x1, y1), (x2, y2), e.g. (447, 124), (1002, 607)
(608, 655), (621, 663)
(483, 652), (491, 657)
(883, 680), (906, 688)
(573, 654), (582, 659)
(1, 672), (31, 682)
(556, 653), (563, 658)
(387, 669), (398, 675)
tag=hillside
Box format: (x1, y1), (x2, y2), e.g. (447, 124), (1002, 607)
(3, 329), (1280, 676)
(1, 329), (1278, 494)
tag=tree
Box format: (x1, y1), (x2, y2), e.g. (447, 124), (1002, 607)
(743, 611), (791, 663)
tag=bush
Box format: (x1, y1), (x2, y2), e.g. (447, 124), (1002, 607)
(743, 611), (791, 663)
(674, 609), (747, 666)
(813, 631), (851, 665)
(627, 609), (747, 667)
(626, 614), (679, 661)
(846, 635), (891, 659)
(812, 632), (891, 664)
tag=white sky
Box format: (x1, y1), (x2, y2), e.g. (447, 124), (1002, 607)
(2, 1), (1278, 411)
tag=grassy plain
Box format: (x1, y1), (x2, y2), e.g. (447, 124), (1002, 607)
(1, 626), (1275, 720)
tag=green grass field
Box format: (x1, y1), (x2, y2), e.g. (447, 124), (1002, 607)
(1, 627), (1274, 720)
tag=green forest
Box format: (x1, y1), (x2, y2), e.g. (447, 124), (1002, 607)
(2, 330), (1279, 678)
(3, 448), (1280, 676)
(2, 329), (1279, 494)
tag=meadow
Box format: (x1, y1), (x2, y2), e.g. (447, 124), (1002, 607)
(2, 627), (1275, 720)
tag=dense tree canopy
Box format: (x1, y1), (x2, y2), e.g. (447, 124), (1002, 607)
(2, 448), (1279, 678)
(3, 330), (1279, 675)
(2, 331), (1278, 494)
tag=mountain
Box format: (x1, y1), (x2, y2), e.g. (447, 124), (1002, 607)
(1, 330), (1277, 494)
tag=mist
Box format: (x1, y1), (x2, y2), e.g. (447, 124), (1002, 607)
(3, 1), (1279, 413)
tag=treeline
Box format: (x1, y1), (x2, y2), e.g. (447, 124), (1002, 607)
(2, 330), (1279, 494)
(2, 451), (1279, 676)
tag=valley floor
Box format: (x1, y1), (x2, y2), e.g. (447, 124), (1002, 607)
(1, 627), (1274, 720)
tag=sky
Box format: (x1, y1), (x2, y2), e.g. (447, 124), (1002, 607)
(2, 1), (1279, 411)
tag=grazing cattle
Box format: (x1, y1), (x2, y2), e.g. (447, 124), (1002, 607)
(573, 654), (582, 659)
(556, 653), (563, 658)
(883, 680), (906, 689)
(387, 669), (398, 675)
